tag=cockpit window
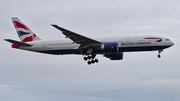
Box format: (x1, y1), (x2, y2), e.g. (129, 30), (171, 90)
(166, 39), (170, 41)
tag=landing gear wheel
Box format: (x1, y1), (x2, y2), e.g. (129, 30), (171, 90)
(87, 56), (91, 59)
(94, 59), (98, 63)
(84, 54), (98, 65)
(84, 57), (88, 61)
(87, 61), (91, 65)
(158, 55), (161, 58)
(91, 60), (95, 64)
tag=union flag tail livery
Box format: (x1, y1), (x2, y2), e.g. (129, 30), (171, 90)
(12, 17), (41, 42)
(5, 17), (174, 65)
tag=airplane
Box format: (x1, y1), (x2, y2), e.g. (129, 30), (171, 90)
(5, 17), (174, 65)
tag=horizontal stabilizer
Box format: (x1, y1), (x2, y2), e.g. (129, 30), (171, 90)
(4, 39), (33, 46)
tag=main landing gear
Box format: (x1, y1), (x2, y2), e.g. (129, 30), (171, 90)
(83, 54), (99, 65)
(157, 50), (163, 58)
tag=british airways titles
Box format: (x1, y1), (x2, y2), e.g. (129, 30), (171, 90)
(121, 41), (152, 46)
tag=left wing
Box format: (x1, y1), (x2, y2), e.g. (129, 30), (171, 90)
(51, 25), (102, 46)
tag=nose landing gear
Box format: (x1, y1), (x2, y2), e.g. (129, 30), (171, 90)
(157, 50), (163, 58)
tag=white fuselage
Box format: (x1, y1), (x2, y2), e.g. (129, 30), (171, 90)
(16, 35), (174, 55)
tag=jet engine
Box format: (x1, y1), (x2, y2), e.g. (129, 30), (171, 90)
(101, 42), (119, 53)
(104, 52), (123, 60)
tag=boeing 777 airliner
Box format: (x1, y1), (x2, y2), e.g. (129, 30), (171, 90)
(5, 17), (174, 65)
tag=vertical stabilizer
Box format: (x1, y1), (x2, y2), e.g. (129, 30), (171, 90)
(12, 17), (41, 42)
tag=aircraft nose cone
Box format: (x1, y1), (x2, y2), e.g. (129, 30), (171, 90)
(170, 41), (174, 46)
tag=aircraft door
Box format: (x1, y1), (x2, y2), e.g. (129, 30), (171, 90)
(42, 42), (46, 49)
(127, 38), (131, 42)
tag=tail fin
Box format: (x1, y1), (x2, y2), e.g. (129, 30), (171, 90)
(11, 17), (41, 42)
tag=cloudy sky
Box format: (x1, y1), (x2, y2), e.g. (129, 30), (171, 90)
(0, 0), (180, 101)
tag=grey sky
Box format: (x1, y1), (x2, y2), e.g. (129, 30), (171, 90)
(0, 0), (180, 101)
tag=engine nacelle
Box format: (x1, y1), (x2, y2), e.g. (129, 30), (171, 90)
(104, 52), (123, 60)
(101, 42), (119, 53)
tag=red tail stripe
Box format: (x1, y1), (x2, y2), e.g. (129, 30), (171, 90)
(13, 21), (30, 30)
(22, 34), (36, 42)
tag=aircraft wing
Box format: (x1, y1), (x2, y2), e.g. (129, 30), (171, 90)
(51, 25), (102, 46)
